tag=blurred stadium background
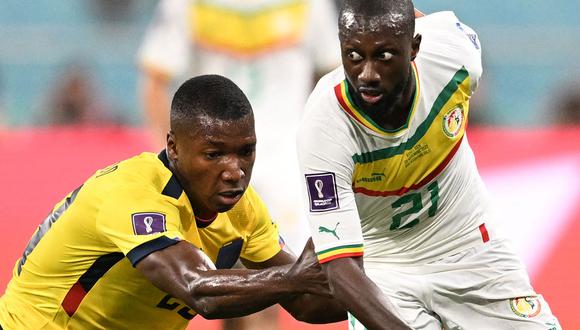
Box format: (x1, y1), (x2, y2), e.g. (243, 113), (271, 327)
(0, 1), (578, 329)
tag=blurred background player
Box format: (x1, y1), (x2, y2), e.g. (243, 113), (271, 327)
(39, 61), (120, 126)
(137, 1), (340, 328)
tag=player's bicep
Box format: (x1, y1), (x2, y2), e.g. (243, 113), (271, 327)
(241, 248), (296, 269)
(136, 240), (215, 280)
(136, 241), (215, 305)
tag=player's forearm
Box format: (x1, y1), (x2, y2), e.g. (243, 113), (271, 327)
(324, 258), (411, 330)
(280, 294), (347, 323)
(184, 266), (302, 319)
(139, 70), (171, 147)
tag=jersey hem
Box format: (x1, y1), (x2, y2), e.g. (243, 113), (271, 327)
(316, 243), (364, 263)
(318, 251), (364, 264)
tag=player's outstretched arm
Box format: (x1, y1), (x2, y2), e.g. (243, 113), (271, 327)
(241, 239), (347, 324)
(135, 240), (331, 319)
(323, 257), (412, 330)
(139, 67), (172, 148)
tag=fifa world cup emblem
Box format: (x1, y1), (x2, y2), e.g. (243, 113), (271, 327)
(314, 179), (324, 198)
(144, 216), (154, 233)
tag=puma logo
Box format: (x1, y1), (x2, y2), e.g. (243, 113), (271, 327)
(319, 222), (340, 240)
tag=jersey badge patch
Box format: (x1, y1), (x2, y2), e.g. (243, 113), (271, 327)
(132, 212), (167, 235)
(442, 106), (464, 138)
(305, 173), (339, 212)
(509, 296), (542, 318)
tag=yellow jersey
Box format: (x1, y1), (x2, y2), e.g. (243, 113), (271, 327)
(0, 151), (281, 329)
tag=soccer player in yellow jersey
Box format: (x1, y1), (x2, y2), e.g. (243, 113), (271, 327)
(0, 75), (345, 329)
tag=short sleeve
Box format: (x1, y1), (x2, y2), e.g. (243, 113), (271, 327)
(239, 187), (282, 263)
(415, 11), (483, 94)
(96, 188), (185, 267)
(137, 0), (192, 78)
(297, 95), (364, 264)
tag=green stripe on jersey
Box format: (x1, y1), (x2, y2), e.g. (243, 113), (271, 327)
(316, 244), (364, 255)
(352, 67), (469, 164)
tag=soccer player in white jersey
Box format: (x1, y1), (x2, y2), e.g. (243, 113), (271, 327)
(296, 1), (562, 329)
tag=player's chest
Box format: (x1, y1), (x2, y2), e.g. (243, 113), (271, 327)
(183, 214), (247, 269)
(351, 90), (469, 196)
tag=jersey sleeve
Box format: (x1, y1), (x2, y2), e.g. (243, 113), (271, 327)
(239, 187), (282, 263)
(137, 0), (192, 78)
(297, 95), (364, 264)
(416, 11), (483, 95)
(96, 188), (185, 267)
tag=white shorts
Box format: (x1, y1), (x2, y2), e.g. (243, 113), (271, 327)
(349, 239), (561, 330)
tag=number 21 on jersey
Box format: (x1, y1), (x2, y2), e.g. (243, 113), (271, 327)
(390, 181), (439, 230)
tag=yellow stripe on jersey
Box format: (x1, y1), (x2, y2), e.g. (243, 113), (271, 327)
(316, 244), (364, 264)
(189, 0), (308, 57)
(335, 62), (421, 136)
(348, 67), (471, 196)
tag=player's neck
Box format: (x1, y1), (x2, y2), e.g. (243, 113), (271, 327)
(384, 79), (415, 130)
(352, 66), (416, 131)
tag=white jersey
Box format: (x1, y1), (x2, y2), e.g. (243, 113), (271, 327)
(138, 0), (341, 250)
(297, 12), (493, 265)
(138, 0), (338, 111)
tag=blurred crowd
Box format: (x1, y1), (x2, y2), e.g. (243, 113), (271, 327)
(0, 1), (579, 128)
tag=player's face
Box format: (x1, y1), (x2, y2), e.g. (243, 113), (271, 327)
(340, 19), (420, 111)
(168, 114), (256, 218)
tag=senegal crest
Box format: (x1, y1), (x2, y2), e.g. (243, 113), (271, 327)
(442, 106), (464, 138)
(509, 296), (541, 318)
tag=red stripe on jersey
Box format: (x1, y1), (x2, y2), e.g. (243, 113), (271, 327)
(318, 252), (364, 264)
(354, 136), (464, 197)
(62, 281), (87, 317)
(479, 223), (490, 243)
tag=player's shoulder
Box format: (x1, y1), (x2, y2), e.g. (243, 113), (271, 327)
(415, 11), (482, 90)
(416, 11), (481, 64)
(302, 66), (346, 124)
(298, 73), (357, 162)
(308, 66), (344, 103)
(85, 151), (172, 197)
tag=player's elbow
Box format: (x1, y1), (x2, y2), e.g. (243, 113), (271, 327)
(189, 296), (221, 319)
(287, 307), (317, 323)
(185, 281), (221, 319)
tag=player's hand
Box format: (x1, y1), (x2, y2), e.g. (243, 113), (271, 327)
(287, 238), (333, 298)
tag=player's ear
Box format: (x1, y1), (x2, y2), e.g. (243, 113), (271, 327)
(167, 130), (178, 161)
(411, 33), (421, 61)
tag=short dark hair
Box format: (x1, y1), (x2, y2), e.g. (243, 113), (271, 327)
(339, 0), (415, 38)
(170, 74), (252, 131)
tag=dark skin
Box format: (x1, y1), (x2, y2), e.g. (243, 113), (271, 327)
(317, 8), (426, 330)
(136, 113), (346, 322)
(341, 16), (421, 131)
